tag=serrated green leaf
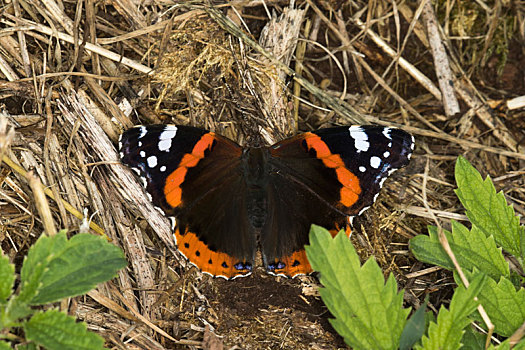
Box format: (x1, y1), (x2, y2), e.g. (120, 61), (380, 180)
(18, 233), (68, 303)
(0, 341), (11, 350)
(416, 273), (485, 350)
(12, 342), (38, 350)
(460, 326), (487, 350)
(399, 298), (427, 350)
(29, 233), (127, 305)
(410, 227), (455, 270)
(455, 156), (523, 259)
(410, 222), (509, 280)
(24, 309), (104, 350)
(490, 338), (525, 350)
(2, 296), (33, 327)
(306, 225), (410, 349)
(0, 254), (14, 303)
(493, 341), (511, 350)
(509, 338), (525, 350)
(459, 271), (525, 337)
(18, 232), (126, 305)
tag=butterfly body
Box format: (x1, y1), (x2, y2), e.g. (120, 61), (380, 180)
(119, 124), (414, 279)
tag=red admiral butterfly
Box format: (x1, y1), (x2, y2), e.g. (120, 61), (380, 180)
(119, 125), (414, 279)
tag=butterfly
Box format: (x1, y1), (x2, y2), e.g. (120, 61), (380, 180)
(119, 124), (414, 279)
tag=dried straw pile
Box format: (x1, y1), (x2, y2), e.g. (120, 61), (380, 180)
(0, 0), (524, 348)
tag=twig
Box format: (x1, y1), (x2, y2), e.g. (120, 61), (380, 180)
(348, 11), (442, 100)
(26, 170), (57, 236)
(1, 16), (152, 74)
(2, 155), (106, 236)
(422, 0), (460, 116)
(12, 0), (31, 77)
(508, 320), (525, 347)
(507, 96), (525, 110)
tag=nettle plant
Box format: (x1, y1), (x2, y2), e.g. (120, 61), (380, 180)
(0, 231), (127, 350)
(306, 156), (525, 349)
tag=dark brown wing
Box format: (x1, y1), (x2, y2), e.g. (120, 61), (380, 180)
(120, 125), (256, 278)
(262, 125), (414, 277)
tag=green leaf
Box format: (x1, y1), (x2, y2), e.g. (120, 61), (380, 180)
(493, 341), (511, 350)
(18, 231), (68, 303)
(399, 298), (427, 350)
(0, 341), (11, 350)
(24, 309), (104, 350)
(2, 296), (33, 327)
(455, 156), (523, 259)
(416, 273), (485, 350)
(460, 326), (487, 350)
(410, 222), (509, 280)
(306, 225), (410, 349)
(459, 271), (525, 337)
(19, 232), (127, 305)
(508, 338), (525, 350)
(12, 342), (38, 350)
(0, 254), (14, 303)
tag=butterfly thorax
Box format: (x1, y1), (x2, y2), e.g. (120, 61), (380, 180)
(241, 147), (269, 230)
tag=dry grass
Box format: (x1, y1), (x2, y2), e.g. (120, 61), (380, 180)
(1, 0), (524, 348)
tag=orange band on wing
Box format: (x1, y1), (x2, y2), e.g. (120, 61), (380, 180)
(164, 133), (216, 207)
(270, 224), (352, 277)
(304, 133), (361, 208)
(174, 227), (252, 279)
(269, 249), (312, 277)
(329, 223), (352, 238)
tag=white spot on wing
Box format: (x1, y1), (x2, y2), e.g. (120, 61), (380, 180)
(370, 156), (381, 169)
(158, 126), (178, 152)
(140, 151), (146, 158)
(160, 165), (167, 172)
(383, 128), (392, 140)
(359, 166), (366, 172)
(138, 126), (147, 139)
(138, 141), (142, 147)
(158, 139), (172, 152)
(147, 156), (157, 168)
(383, 151), (390, 158)
(349, 126), (370, 152)
(163, 125), (178, 135)
(169, 217), (177, 231)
